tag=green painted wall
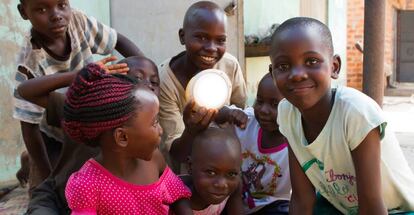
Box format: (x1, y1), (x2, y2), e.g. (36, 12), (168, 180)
(0, 0), (110, 186)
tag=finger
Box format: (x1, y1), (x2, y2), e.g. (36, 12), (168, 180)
(200, 109), (215, 126)
(98, 56), (118, 65)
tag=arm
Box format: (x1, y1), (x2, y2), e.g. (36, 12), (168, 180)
(20, 122), (51, 179)
(351, 128), (387, 215)
(18, 56), (127, 108)
(229, 61), (247, 109)
(115, 32), (144, 57)
(169, 100), (216, 163)
(225, 181), (243, 215)
(170, 198), (193, 215)
(288, 146), (315, 215)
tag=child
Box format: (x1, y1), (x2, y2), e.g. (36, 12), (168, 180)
(14, 0), (143, 187)
(270, 17), (414, 214)
(215, 73), (291, 214)
(158, 1), (247, 167)
(60, 64), (191, 214)
(118, 56), (160, 95)
(17, 56), (163, 214)
(181, 127), (243, 215)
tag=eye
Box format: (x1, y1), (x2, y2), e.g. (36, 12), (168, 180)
(305, 58), (320, 67)
(37, 8), (47, 13)
(227, 171), (239, 177)
(152, 117), (159, 127)
(196, 35), (208, 41)
(206, 170), (216, 176)
(277, 63), (290, 72)
(217, 38), (226, 44)
(58, 3), (68, 9)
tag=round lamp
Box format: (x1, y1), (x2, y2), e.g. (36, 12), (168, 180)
(185, 69), (231, 109)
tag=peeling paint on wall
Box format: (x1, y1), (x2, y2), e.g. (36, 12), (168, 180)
(0, 0), (110, 186)
(0, 0), (29, 186)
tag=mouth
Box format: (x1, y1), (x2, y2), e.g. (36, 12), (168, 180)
(288, 85), (314, 95)
(200, 55), (217, 64)
(209, 192), (228, 200)
(50, 25), (66, 33)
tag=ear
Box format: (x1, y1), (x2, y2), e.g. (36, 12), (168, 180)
(113, 127), (129, 148)
(17, 4), (28, 20)
(331, 55), (341, 79)
(268, 64), (274, 77)
(178, 28), (185, 45)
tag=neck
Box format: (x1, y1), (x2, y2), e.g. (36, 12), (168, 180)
(261, 128), (286, 149)
(171, 52), (201, 89)
(96, 148), (139, 180)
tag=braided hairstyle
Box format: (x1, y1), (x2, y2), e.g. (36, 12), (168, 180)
(63, 63), (139, 146)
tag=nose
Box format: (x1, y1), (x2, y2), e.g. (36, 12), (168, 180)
(213, 176), (228, 190)
(259, 104), (271, 115)
(50, 8), (63, 22)
(289, 66), (308, 82)
(204, 40), (218, 52)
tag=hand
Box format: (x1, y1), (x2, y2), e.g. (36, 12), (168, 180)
(227, 108), (248, 129)
(217, 106), (248, 129)
(95, 56), (129, 74)
(183, 100), (217, 134)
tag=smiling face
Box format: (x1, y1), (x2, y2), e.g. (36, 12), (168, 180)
(123, 89), (162, 161)
(180, 7), (227, 70)
(19, 0), (71, 40)
(270, 24), (340, 112)
(189, 128), (241, 207)
(254, 73), (284, 132)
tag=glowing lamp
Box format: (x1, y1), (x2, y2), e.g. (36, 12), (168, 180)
(186, 69), (231, 109)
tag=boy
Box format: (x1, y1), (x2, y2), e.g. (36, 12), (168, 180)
(159, 1), (247, 168)
(270, 17), (414, 214)
(14, 0), (143, 188)
(181, 127), (243, 214)
(18, 56), (157, 214)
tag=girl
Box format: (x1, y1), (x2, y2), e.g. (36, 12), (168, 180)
(61, 63), (191, 214)
(215, 73), (291, 214)
(270, 17), (414, 214)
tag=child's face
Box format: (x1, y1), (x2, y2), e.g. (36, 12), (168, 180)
(19, 0), (72, 40)
(190, 139), (241, 205)
(270, 27), (340, 111)
(180, 10), (227, 71)
(253, 76), (283, 132)
(127, 60), (160, 96)
(124, 90), (162, 161)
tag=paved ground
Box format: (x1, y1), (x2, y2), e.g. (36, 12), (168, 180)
(383, 96), (414, 171)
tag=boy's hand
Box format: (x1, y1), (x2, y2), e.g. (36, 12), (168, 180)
(217, 106), (248, 129)
(95, 56), (129, 74)
(183, 100), (217, 134)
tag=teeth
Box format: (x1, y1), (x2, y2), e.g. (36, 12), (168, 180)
(201, 56), (215, 62)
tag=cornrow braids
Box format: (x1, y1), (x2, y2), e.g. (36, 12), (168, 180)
(63, 63), (139, 146)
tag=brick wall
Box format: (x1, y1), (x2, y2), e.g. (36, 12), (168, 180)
(346, 0), (414, 89)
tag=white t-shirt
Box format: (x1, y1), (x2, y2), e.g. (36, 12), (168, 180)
(277, 86), (414, 214)
(235, 107), (291, 214)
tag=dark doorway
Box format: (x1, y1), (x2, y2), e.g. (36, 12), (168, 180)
(397, 10), (414, 82)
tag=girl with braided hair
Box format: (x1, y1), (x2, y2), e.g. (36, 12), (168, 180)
(18, 58), (192, 214)
(63, 63), (192, 214)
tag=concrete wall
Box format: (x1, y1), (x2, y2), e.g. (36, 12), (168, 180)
(0, 0), (110, 186)
(110, 0), (244, 67)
